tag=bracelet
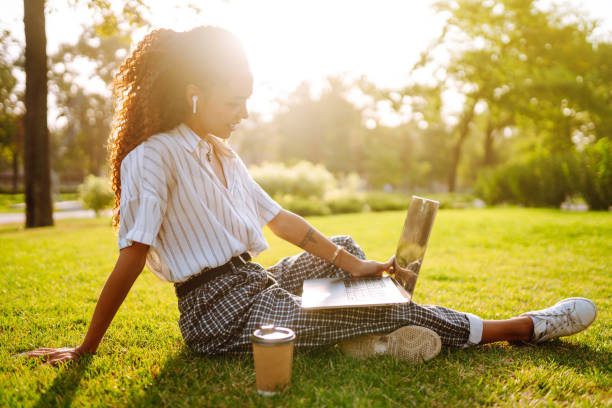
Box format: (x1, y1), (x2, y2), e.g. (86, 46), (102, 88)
(330, 245), (342, 264)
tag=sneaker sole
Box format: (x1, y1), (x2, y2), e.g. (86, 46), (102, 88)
(339, 325), (442, 363)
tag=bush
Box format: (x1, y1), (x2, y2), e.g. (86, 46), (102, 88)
(250, 160), (424, 216)
(78, 175), (114, 216)
(250, 161), (337, 199)
(474, 151), (573, 207)
(475, 140), (612, 210)
(578, 138), (612, 210)
(422, 192), (476, 209)
(474, 168), (510, 206)
(326, 195), (366, 214)
(364, 192), (410, 212)
(276, 195), (331, 216)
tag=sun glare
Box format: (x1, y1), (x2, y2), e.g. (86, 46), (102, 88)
(4, 0), (612, 123)
(136, 0), (445, 116)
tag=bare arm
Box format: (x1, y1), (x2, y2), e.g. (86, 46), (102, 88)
(26, 242), (149, 365)
(267, 209), (393, 277)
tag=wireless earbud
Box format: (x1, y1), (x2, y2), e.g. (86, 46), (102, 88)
(192, 95), (198, 114)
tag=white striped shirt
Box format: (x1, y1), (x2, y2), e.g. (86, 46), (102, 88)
(118, 123), (282, 283)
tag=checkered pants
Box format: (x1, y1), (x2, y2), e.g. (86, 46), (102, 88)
(176, 235), (471, 355)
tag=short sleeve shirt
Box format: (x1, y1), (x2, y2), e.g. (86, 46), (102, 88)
(117, 123), (282, 283)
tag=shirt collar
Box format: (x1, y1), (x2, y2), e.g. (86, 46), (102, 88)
(174, 122), (236, 163)
(175, 123), (205, 153)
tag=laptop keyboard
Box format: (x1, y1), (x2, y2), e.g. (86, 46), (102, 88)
(344, 278), (389, 300)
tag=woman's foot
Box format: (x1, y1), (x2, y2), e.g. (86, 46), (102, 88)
(339, 325), (441, 363)
(520, 297), (597, 343)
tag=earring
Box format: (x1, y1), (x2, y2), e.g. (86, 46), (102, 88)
(192, 95), (198, 114)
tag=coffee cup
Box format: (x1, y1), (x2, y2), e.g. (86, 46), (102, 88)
(251, 324), (296, 396)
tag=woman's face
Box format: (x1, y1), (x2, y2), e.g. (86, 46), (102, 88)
(196, 72), (253, 139)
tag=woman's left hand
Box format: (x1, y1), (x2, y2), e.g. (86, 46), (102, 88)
(349, 256), (395, 278)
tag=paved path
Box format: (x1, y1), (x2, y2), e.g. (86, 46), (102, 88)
(0, 210), (113, 225)
(0, 201), (111, 225)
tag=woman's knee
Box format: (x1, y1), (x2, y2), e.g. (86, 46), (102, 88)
(330, 235), (366, 260)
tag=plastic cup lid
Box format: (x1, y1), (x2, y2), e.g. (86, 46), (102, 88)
(251, 325), (296, 345)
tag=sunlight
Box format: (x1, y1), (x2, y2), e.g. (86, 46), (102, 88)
(3, 0), (612, 123)
(136, 0), (446, 114)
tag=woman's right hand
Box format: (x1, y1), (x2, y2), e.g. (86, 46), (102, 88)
(25, 346), (88, 366)
(349, 256), (395, 278)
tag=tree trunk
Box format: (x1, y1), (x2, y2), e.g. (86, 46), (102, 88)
(12, 150), (19, 194)
(24, 0), (53, 227)
(447, 97), (479, 192)
(483, 116), (513, 167)
(482, 120), (495, 167)
(447, 133), (466, 193)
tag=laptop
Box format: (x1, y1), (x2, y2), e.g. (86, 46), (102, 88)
(301, 196), (439, 309)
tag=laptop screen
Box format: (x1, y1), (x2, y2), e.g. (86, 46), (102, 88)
(393, 196), (439, 297)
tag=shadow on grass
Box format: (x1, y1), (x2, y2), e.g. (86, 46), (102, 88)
(121, 339), (609, 406)
(445, 339), (608, 370)
(124, 347), (258, 406)
(468, 338), (607, 370)
(33, 356), (93, 408)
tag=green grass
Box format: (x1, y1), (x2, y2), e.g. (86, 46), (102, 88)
(0, 193), (80, 213)
(1, 208), (610, 407)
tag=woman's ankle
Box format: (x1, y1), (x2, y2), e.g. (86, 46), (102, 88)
(517, 316), (535, 342)
(480, 317), (534, 344)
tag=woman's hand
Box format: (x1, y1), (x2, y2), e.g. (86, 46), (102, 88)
(266, 210), (396, 279)
(25, 346), (89, 366)
(23, 243), (149, 368)
(349, 256), (395, 278)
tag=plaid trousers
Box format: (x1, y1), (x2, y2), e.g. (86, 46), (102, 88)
(176, 235), (471, 355)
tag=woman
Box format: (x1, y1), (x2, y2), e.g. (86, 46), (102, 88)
(27, 26), (597, 365)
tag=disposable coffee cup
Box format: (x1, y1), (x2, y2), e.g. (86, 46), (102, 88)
(251, 324), (296, 396)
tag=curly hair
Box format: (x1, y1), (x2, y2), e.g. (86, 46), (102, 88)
(108, 26), (248, 227)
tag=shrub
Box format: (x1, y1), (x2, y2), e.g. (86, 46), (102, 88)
(422, 192), (476, 209)
(475, 151), (573, 207)
(78, 175), (114, 216)
(475, 170), (503, 205)
(578, 138), (612, 210)
(364, 192), (410, 212)
(326, 194), (366, 214)
(475, 140), (612, 210)
(276, 195), (331, 216)
(250, 161), (337, 199)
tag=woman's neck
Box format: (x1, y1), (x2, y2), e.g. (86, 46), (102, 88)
(183, 117), (209, 140)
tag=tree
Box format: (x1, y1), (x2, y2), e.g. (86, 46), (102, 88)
(19, 0), (201, 227)
(49, 26), (132, 179)
(24, 0), (53, 227)
(362, 123), (426, 189)
(236, 77), (369, 175)
(402, 0), (611, 191)
(0, 30), (23, 193)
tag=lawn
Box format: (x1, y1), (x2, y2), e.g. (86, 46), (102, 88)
(0, 208), (610, 407)
(0, 193), (80, 213)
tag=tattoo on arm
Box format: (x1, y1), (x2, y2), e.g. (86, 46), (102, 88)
(298, 228), (317, 248)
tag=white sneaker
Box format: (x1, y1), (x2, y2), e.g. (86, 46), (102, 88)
(520, 297), (597, 343)
(339, 326), (442, 363)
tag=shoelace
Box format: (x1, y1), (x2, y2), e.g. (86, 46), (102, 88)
(536, 302), (580, 340)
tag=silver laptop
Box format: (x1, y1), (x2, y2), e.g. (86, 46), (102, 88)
(301, 196), (439, 309)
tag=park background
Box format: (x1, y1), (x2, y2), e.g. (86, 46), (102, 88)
(1, 0), (611, 407)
